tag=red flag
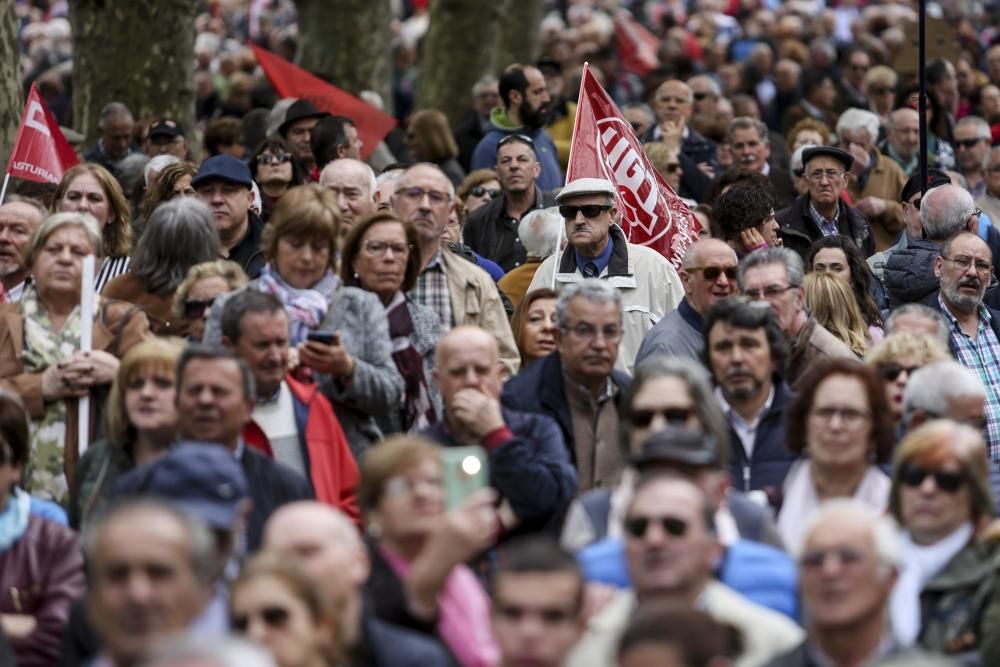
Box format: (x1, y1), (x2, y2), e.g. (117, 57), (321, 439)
(5, 83), (78, 184)
(613, 11), (660, 76)
(567, 64), (701, 271)
(250, 44), (396, 160)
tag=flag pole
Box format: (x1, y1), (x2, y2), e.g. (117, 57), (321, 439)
(553, 62), (589, 290)
(0, 173), (9, 206)
(917, 0), (928, 196)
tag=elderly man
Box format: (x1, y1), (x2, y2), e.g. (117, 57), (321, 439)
(777, 146), (874, 260)
(837, 108), (907, 251)
(422, 326), (576, 533)
(528, 177), (683, 374)
(464, 134), (557, 272)
(621, 102), (656, 139)
(643, 79), (717, 202)
(903, 361), (988, 436)
(503, 280), (632, 491)
(727, 116), (797, 209)
(880, 107), (921, 176)
(636, 239), (738, 364)
(454, 75), (501, 169)
(0, 196), (45, 302)
(393, 162), (519, 373)
(978, 145), (1000, 224)
(954, 116), (993, 199)
(765, 501), (900, 667)
(318, 158), (376, 237)
(144, 118), (189, 160)
(739, 247), (854, 387)
(83, 101), (139, 175)
(885, 303), (951, 346)
(193, 155), (265, 279)
(567, 477), (802, 667)
(497, 206), (561, 308)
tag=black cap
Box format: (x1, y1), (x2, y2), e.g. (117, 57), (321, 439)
(900, 168), (951, 203)
(278, 99), (329, 136)
(148, 118), (184, 139)
(630, 427), (723, 469)
(802, 145), (854, 172)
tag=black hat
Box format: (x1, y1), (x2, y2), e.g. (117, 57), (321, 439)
(630, 427), (723, 469)
(802, 145), (854, 172)
(148, 118), (184, 139)
(278, 99), (329, 136)
(900, 168), (952, 203)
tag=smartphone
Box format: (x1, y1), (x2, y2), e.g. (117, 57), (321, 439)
(440, 446), (489, 509)
(306, 331), (338, 345)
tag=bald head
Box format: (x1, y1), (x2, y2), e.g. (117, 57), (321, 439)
(319, 158), (376, 233)
(680, 239), (739, 314)
(653, 80), (694, 126)
(434, 325), (503, 405)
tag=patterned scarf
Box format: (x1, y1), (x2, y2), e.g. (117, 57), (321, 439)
(387, 293), (436, 431)
(21, 284), (85, 503)
(256, 263), (338, 345)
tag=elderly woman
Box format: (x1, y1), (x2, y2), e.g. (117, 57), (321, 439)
(340, 212), (440, 434)
(173, 259), (248, 342)
(204, 184), (402, 456)
(510, 288), (558, 368)
(777, 359), (895, 548)
(0, 212), (150, 503)
(362, 436), (499, 667)
(0, 391), (85, 666)
(103, 198), (220, 336)
(866, 65), (899, 125)
(69, 337), (183, 529)
(405, 110), (466, 186)
(888, 420), (1000, 661)
(52, 164), (132, 293)
(865, 332), (951, 430)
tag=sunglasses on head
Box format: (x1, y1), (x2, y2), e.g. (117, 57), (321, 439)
(183, 298), (216, 320)
(624, 515), (688, 539)
(498, 133), (535, 148)
(630, 407), (694, 428)
(231, 605), (291, 632)
(877, 362), (920, 381)
(470, 185), (501, 199)
(900, 463), (965, 493)
(258, 152), (291, 165)
(559, 204), (612, 219)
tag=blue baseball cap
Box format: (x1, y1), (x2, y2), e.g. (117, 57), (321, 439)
(191, 155), (253, 188)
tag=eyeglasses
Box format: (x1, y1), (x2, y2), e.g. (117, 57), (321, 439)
(800, 546), (866, 570)
(689, 265), (738, 282)
(877, 362), (920, 381)
(954, 138), (987, 150)
(809, 406), (871, 426)
(397, 187), (451, 206)
(470, 185), (502, 199)
(498, 133), (535, 148)
(232, 606), (290, 632)
(629, 407), (694, 428)
(559, 204), (613, 219)
(258, 152), (291, 165)
(183, 298), (216, 320)
(900, 463), (965, 493)
(563, 322), (623, 343)
(807, 170), (845, 183)
(742, 284), (798, 299)
(624, 515), (688, 539)
(941, 254), (992, 275)
(363, 240), (409, 256)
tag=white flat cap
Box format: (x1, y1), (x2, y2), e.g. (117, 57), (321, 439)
(555, 177), (617, 203)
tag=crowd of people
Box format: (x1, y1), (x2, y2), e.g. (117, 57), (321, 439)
(3, 0), (1000, 666)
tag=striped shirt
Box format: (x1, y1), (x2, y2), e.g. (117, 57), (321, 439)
(95, 255), (130, 294)
(410, 250), (452, 330)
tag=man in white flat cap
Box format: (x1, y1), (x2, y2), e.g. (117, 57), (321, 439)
(528, 177), (683, 374)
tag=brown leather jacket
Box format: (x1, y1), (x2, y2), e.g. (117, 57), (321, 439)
(102, 272), (190, 337)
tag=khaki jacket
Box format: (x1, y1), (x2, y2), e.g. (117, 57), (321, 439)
(847, 151), (907, 252)
(787, 317), (857, 388)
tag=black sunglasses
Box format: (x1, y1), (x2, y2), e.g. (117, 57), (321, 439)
(689, 265), (738, 282)
(900, 463), (965, 493)
(559, 204), (612, 219)
(470, 185), (502, 199)
(624, 515), (688, 539)
(258, 152), (291, 165)
(664, 163), (681, 173)
(183, 298), (216, 320)
(630, 407), (694, 428)
(232, 605), (291, 632)
(955, 138), (986, 150)
(877, 362), (920, 381)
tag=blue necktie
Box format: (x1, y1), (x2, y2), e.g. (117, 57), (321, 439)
(583, 262), (599, 278)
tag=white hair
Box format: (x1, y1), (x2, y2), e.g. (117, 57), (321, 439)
(144, 154), (181, 186)
(790, 145), (808, 176)
(903, 361), (986, 425)
(956, 115), (991, 140)
(836, 108), (882, 145)
(687, 74), (721, 97)
(519, 207), (562, 258)
(319, 158), (377, 196)
(139, 634), (277, 667)
(796, 499), (901, 570)
(920, 184), (976, 241)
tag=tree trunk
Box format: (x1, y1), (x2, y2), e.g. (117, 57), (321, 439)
(495, 0), (544, 72)
(416, 0), (501, 126)
(294, 0), (392, 112)
(0, 0), (21, 165)
(70, 0), (197, 148)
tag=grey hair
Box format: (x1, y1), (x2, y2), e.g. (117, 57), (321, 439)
(983, 145), (1000, 172)
(319, 158), (377, 197)
(621, 102), (655, 124)
(376, 169), (403, 187)
(139, 634), (278, 667)
(727, 116), (769, 146)
(118, 153), (150, 192)
(519, 207), (562, 258)
(144, 154), (180, 186)
(795, 498), (901, 569)
(131, 198), (220, 294)
(790, 145), (807, 177)
(24, 211), (104, 267)
(2, 194), (47, 220)
(555, 278), (622, 330)
(902, 361), (986, 427)
(266, 98), (298, 139)
(687, 74), (721, 97)
(472, 75), (498, 97)
(956, 115), (991, 140)
(887, 107), (918, 130)
(737, 247), (805, 291)
(398, 162), (456, 200)
(85, 499), (219, 587)
(836, 108), (881, 145)
(920, 183), (976, 241)
(885, 304), (950, 345)
(97, 101), (133, 130)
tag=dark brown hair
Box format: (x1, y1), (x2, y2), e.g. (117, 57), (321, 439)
(340, 212), (421, 294)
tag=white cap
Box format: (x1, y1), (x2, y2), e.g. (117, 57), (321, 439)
(555, 177), (617, 203)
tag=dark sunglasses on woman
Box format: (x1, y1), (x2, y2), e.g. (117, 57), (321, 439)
(899, 463), (965, 493)
(470, 185), (501, 199)
(231, 605), (291, 632)
(258, 152), (291, 166)
(183, 298), (216, 320)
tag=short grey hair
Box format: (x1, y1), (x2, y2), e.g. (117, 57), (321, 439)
(887, 107), (918, 130)
(737, 247), (805, 291)
(555, 278), (622, 330)
(519, 207), (562, 258)
(790, 145), (808, 177)
(796, 498), (901, 570)
(472, 75), (498, 97)
(686, 74), (721, 97)
(24, 211), (104, 267)
(319, 158), (377, 196)
(903, 361), (986, 427)
(145, 154), (181, 186)
(131, 198), (220, 294)
(920, 183), (976, 241)
(983, 145), (1000, 172)
(727, 116), (769, 146)
(398, 162), (455, 200)
(139, 634), (278, 667)
(621, 102), (655, 125)
(97, 101), (133, 130)
(885, 304), (950, 345)
(836, 108), (881, 145)
(956, 115), (991, 140)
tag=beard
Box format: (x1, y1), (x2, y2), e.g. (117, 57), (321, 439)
(520, 99), (548, 131)
(942, 276), (986, 312)
(0, 258), (21, 278)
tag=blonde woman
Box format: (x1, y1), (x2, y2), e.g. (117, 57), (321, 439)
(804, 272), (871, 356)
(172, 259), (249, 342)
(865, 332), (951, 427)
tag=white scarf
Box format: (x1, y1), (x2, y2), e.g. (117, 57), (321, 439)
(776, 459), (891, 550)
(890, 522), (974, 647)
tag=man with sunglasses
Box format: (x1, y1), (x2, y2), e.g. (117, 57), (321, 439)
(528, 177), (683, 374)
(976, 145), (1000, 226)
(636, 239), (738, 365)
(902, 361), (989, 439)
(953, 116), (992, 200)
(464, 134), (556, 272)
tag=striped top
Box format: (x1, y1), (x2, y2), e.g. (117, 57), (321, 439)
(95, 256), (130, 294)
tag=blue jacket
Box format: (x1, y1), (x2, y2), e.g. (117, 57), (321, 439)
(421, 407), (577, 534)
(358, 608), (455, 667)
(728, 382), (798, 493)
(501, 352), (631, 465)
(470, 108), (563, 191)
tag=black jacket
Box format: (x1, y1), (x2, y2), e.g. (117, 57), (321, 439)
(643, 125), (717, 202)
(228, 212), (266, 280)
(884, 238), (942, 309)
(728, 382), (799, 493)
(463, 187), (557, 272)
(453, 110), (488, 172)
(241, 446), (314, 551)
(769, 165), (798, 210)
(348, 604), (455, 667)
(776, 193), (874, 261)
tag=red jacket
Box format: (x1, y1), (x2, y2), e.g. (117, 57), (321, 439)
(243, 375), (360, 524)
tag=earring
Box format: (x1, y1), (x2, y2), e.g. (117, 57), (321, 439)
(367, 521), (382, 539)
(353, 272), (359, 280)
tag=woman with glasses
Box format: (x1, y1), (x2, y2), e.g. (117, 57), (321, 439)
(865, 66), (898, 125)
(172, 259), (248, 342)
(340, 212), (441, 434)
(777, 359), (895, 548)
(230, 553), (341, 667)
(456, 169), (501, 216)
(865, 333), (951, 433)
(887, 420), (1000, 662)
(249, 137), (306, 222)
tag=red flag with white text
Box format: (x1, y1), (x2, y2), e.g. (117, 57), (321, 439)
(5, 83), (78, 183)
(567, 64), (700, 270)
(613, 11), (660, 76)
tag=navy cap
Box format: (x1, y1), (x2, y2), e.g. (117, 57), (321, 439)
(112, 442), (249, 529)
(191, 155), (253, 188)
(148, 118), (184, 139)
(900, 168), (951, 203)
(802, 145), (854, 172)
(278, 99), (329, 136)
(630, 427), (723, 469)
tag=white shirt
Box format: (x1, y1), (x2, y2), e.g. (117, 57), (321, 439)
(251, 381), (304, 475)
(716, 385), (775, 459)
